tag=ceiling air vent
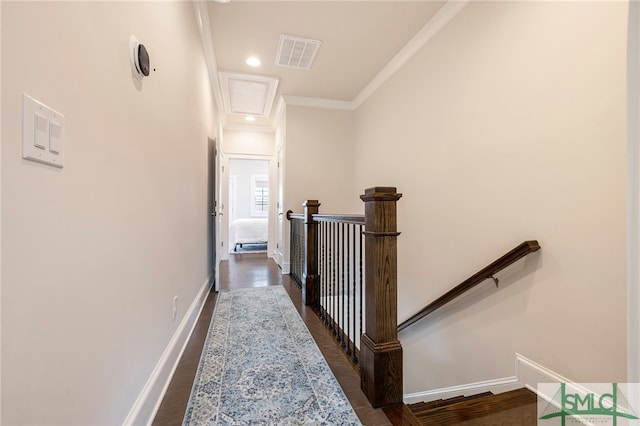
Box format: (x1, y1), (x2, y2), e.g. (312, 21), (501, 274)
(276, 35), (322, 70)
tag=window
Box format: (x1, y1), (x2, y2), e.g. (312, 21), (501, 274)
(251, 174), (269, 217)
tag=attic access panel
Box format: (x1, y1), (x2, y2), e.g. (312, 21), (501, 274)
(219, 72), (279, 118)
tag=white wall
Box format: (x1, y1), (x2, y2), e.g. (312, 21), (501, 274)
(354, 1), (628, 393)
(285, 105), (357, 215)
(223, 128), (275, 156)
(0, 1), (3, 420)
(1, 2), (214, 424)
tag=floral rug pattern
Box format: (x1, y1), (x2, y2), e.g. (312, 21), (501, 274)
(183, 286), (362, 425)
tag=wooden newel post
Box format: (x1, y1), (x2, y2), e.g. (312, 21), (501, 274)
(359, 187), (403, 408)
(302, 200), (320, 307)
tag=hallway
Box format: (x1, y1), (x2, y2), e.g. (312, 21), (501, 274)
(152, 253), (391, 425)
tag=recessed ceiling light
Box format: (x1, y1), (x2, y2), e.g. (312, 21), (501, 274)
(246, 57), (261, 67)
(245, 116), (256, 122)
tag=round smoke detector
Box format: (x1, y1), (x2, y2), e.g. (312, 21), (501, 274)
(129, 36), (150, 78)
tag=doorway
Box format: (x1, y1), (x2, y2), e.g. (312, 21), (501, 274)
(227, 159), (270, 254)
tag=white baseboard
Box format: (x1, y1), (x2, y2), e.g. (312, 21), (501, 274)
(281, 261), (290, 275)
(514, 352), (574, 397)
(403, 376), (520, 404)
(123, 276), (213, 426)
(403, 352), (574, 404)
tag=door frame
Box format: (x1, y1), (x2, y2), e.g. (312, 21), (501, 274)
(276, 144), (286, 271)
(207, 137), (218, 290)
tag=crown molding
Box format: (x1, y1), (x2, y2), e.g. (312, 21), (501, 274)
(352, 0), (470, 108)
(196, 0), (469, 124)
(193, 1), (225, 118)
(280, 1), (470, 112)
(282, 95), (355, 111)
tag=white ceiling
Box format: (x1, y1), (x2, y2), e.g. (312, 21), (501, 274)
(202, 1), (448, 129)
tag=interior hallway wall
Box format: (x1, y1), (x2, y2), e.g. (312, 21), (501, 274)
(0, 1), (3, 420)
(284, 105), (357, 215)
(353, 0), (628, 393)
(222, 129), (275, 156)
(627, 0), (640, 389)
(1, 2), (215, 424)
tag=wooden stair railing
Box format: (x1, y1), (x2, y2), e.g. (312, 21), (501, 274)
(286, 211), (305, 289)
(397, 240), (541, 332)
(360, 187), (403, 408)
(287, 187), (403, 409)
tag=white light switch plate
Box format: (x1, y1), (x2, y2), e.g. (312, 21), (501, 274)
(22, 94), (64, 168)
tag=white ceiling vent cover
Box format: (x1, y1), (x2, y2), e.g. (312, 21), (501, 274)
(276, 35), (322, 70)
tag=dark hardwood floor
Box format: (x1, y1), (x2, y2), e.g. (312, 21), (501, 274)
(152, 252), (391, 425)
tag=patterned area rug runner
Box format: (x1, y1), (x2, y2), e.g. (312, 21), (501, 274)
(184, 286), (362, 425)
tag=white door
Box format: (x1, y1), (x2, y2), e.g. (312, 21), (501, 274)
(218, 155), (229, 261)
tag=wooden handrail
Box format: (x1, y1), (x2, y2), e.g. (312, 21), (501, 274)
(312, 214), (365, 225)
(288, 212), (365, 224)
(397, 240), (541, 332)
(286, 210), (304, 220)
